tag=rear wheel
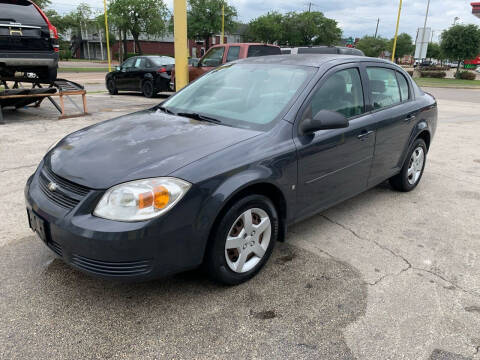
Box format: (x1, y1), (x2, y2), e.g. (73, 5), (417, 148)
(389, 138), (427, 192)
(205, 195), (278, 285)
(142, 80), (155, 98)
(107, 79), (118, 95)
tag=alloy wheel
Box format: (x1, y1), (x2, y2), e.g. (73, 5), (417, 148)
(407, 146), (425, 185)
(225, 208), (271, 273)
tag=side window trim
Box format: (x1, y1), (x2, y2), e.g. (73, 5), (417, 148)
(395, 70), (411, 103)
(294, 62), (367, 135)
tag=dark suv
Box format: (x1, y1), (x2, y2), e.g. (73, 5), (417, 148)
(0, 0), (59, 82)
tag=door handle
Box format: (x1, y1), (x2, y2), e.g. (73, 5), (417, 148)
(357, 130), (374, 141)
(405, 114), (416, 122)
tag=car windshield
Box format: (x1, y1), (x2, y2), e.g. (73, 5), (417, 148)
(162, 63), (314, 131)
(150, 57), (175, 66)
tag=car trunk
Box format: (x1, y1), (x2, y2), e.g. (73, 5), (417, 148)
(0, 0), (51, 52)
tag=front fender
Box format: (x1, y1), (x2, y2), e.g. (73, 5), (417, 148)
(192, 167), (292, 255)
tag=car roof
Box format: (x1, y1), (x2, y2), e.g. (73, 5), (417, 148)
(211, 43), (279, 48)
(238, 54), (392, 68)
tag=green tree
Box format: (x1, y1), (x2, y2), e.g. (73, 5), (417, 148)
(282, 11), (342, 46)
(426, 42), (441, 60)
(110, 0), (169, 55)
(187, 0), (237, 50)
(388, 33), (414, 63)
(441, 24), (480, 76)
(356, 36), (388, 57)
(247, 11), (284, 44)
(31, 0), (51, 9)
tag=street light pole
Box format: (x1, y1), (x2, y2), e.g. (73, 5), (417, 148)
(419, 0), (431, 60)
(391, 0), (403, 62)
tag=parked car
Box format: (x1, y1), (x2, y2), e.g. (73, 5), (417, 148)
(25, 54), (437, 285)
(0, 0), (59, 82)
(105, 56), (175, 97)
(414, 60), (433, 68)
(281, 46), (365, 56)
(170, 43), (281, 90)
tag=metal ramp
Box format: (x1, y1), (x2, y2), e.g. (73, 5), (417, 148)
(0, 77), (89, 123)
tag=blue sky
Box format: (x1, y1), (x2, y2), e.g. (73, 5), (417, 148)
(52, 0), (479, 42)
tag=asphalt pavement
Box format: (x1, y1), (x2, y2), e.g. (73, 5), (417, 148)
(0, 83), (479, 359)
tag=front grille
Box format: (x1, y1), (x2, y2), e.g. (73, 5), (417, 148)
(38, 166), (90, 210)
(48, 240), (63, 257)
(71, 254), (153, 276)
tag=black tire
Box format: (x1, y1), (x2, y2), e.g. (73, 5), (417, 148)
(205, 194), (279, 285)
(39, 67), (57, 82)
(142, 80), (155, 98)
(389, 138), (427, 192)
(107, 79), (118, 95)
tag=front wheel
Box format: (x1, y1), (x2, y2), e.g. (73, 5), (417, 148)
(205, 195), (278, 285)
(389, 138), (427, 192)
(107, 79), (118, 95)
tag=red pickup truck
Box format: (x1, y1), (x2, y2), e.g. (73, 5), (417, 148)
(171, 43), (281, 90)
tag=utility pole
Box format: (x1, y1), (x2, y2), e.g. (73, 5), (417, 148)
(220, 4), (224, 44)
(374, 18), (380, 38)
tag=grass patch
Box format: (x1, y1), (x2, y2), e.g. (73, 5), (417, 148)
(59, 67), (109, 73)
(415, 77), (480, 88)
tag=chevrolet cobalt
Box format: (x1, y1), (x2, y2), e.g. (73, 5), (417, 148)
(25, 55), (437, 284)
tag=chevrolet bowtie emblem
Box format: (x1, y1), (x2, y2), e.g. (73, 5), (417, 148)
(47, 182), (58, 192)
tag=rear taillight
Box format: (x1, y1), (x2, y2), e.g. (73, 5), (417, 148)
(31, 1), (59, 47)
(157, 67), (167, 73)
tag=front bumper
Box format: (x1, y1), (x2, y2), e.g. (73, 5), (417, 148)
(24, 164), (208, 281)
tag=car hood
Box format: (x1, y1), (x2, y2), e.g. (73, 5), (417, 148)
(46, 109), (261, 189)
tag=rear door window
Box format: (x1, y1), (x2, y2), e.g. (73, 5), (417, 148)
(226, 46), (240, 62)
(247, 45), (281, 57)
(0, 0), (46, 26)
(366, 67), (401, 110)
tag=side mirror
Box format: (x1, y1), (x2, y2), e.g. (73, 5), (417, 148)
(300, 110), (349, 135)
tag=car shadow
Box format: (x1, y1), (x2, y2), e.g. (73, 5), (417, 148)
(1, 234), (367, 359)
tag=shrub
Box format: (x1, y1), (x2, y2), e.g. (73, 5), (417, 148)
(456, 71), (476, 80)
(419, 71), (446, 78)
(421, 65), (449, 71)
(59, 49), (72, 61)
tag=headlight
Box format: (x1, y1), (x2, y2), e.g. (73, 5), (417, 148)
(93, 177), (191, 222)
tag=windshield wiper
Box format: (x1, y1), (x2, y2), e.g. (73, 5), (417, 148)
(155, 105), (175, 114)
(176, 112), (222, 124)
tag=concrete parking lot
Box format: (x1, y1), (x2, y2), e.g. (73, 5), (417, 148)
(0, 82), (479, 359)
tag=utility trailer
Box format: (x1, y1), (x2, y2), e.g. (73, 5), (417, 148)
(0, 77), (89, 123)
